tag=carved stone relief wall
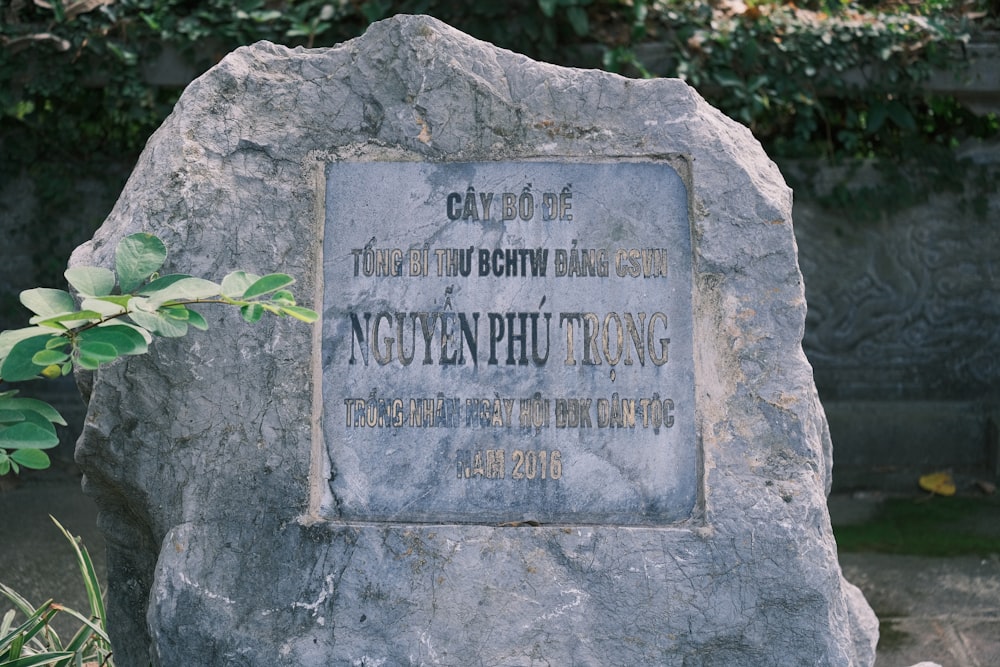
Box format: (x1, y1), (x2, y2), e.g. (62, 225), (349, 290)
(794, 160), (999, 403)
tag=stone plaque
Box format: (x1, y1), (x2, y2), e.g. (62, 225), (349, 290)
(71, 16), (878, 666)
(321, 160), (696, 524)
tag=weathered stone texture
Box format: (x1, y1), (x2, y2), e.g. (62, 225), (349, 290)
(71, 15), (877, 666)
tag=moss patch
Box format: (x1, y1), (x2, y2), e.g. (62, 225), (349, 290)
(834, 495), (1000, 557)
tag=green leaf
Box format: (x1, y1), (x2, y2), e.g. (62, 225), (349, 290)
(538, 0), (557, 18)
(78, 325), (148, 357)
(1, 611), (47, 659)
(0, 591), (58, 652)
(76, 340), (119, 365)
(566, 6), (589, 36)
(160, 306), (191, 321)
(64, 266), (116, 297)
(45, 337), (70, 350)
(279, 305), (319, 323)
(271, 289), (295, 304)
(87, 294), (133, 308)
(104, 321), (154, 345)
(58, 607), (104, 651)
(78, 297), (130, 320)
(30, 310), (104, 328)
(0, 455), (9, 476)
(186, 309), (209, 331)
(243, 274), (294, 299)
(20, 409), (57, 434)
(116, 233), (167, 293)
(1, 335), (59, 382)
(0, 422), (59, 449)
(867, 102), (888, 134)
(0, 398), (67, 426)
(714, 70), (743, 89)
(75, 353), (102, 371)
(128, 309), (188, 338)
(249, 9), (282, 21)
(1, 650), (75, 666)
(240, 303), (264, 323)
(51, 517), (107, 640)
(10, 448), (50, 469)
(0, 409), (25, 424)
(146, 277), (220, 308)
(138, 273), (194, 295)
(0, 327), (50, 362)
(221, 271), (260, 298)
(19, 288), (76, 318)
(887, 101), (917, 131)
(32, 349), (70, 366)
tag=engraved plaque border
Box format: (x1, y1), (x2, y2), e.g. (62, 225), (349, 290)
(312, 157), (701, 526)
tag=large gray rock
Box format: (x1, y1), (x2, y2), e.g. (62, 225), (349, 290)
(71, 14), (877, 666)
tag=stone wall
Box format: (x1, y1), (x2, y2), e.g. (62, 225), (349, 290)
(792, 149), (1000, 488)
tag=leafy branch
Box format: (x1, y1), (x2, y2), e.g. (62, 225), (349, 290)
(0, 232), (317, 475)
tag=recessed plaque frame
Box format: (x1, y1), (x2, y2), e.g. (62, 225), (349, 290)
(317, 159), (698, 525)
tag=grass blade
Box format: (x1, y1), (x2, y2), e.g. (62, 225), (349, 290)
(0, 602), (59, 655)
(1, 652), (75, 667)
(49, 519), (106, 627)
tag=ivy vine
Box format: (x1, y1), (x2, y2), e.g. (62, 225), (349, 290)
(2, 1), (995, 159)
(0, 0), (997, 248)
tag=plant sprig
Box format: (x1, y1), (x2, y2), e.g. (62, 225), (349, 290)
(0, 233), (317, 475)
(1, 518), (112, 666)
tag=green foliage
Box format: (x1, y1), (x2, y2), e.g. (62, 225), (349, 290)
(1, 518), (112, 667)
(795, 137), (999, 222)
(0, 0), (366, 160)
(2, 1), (994, 161)
(618, 1), (999, 158)
(0, 233), (317, 474)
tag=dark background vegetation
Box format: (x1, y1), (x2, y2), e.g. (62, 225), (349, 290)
(1, 0), (998, 301)
(3, 0), (998, 158)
